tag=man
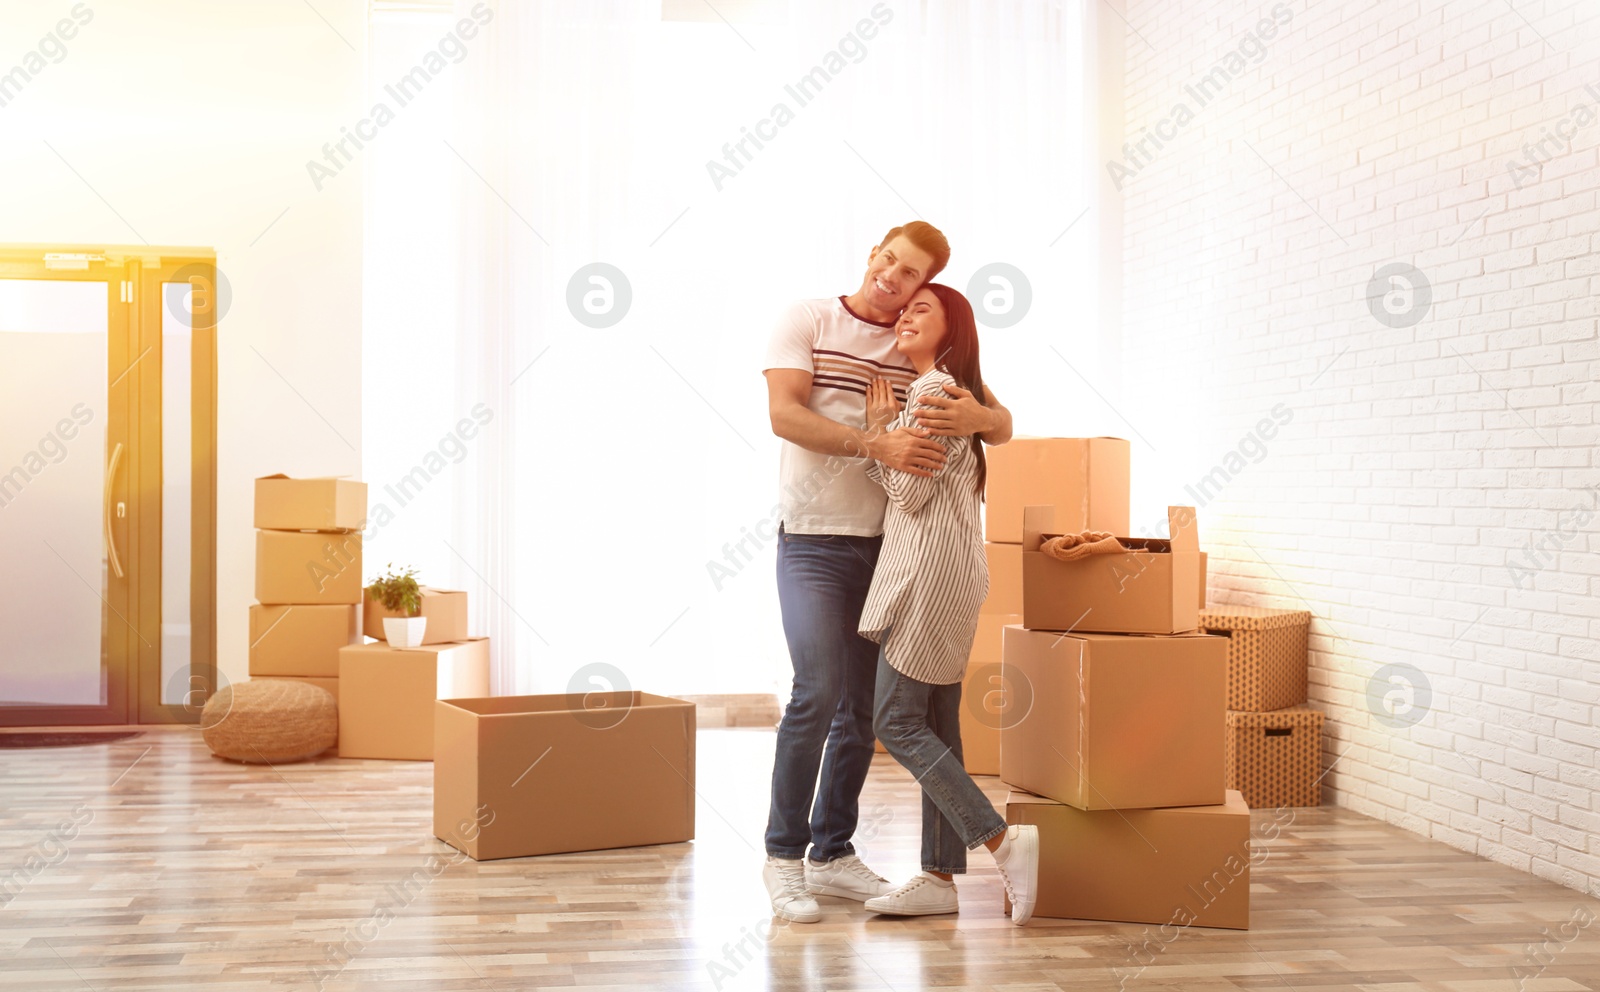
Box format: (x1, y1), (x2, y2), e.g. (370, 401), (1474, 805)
(760, 221), (1013, 922)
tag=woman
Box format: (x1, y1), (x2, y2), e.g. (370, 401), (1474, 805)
(856, 283), (1039, 924)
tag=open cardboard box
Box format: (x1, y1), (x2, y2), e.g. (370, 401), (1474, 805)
(984, 437), (1130, 545)
(363, 587), (469, 645)
(434, 691), (696, 860)
(999, 623), (1226, 810)
(338, 638), (491, 760)
(1007, 788), (1251, 928)
(255, 474), (367, 532)
(1022, 505), (1201, 634)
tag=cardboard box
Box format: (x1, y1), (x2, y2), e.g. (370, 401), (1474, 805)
(434, 691), (696, 860)
(981, 542), (1023, 615)
(985, 437), (1129, 545)
(1201, 606), (1310, 711)
(256, 530), (363, 605)
(248, 604), (359, 677)
(999, 624), (1226, 810)
(363, 587), (469, 645)
(1226, 705), (1324, 808)
(337, 638), (491, 760)
(959, 612), (1020, 775)
(1022, 506), (1201, 635)
(1006, 788), (1251, 928)
(255, 474), (367, 532)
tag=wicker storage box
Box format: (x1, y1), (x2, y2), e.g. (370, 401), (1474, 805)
(1200, 606), (1311, 711)
(1225, 705), (1323, 808)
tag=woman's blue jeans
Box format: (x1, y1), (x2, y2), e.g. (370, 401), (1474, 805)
(872, 639), (1007, 873)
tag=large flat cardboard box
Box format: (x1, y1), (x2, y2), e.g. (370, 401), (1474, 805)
(248, 604), (359, 677)
(999, 625), (1226, 810)
(434, 692), (696, 860)
(1006, 788), (1251, 928)
(981, 543), (1023, 615)
(363, 588), (469, 645)
(255, 474), (367, 532)
(960, 612), (1019, 775)
(1022, 506), (1201, 634)
(256, 530), (363, 605)
(338, 638), (491, 760)
(985, 437), (1129, 545)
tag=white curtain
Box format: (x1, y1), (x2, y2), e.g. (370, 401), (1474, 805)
(397, 0), (1097, 698)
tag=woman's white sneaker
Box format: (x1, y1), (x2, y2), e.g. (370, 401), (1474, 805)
(805, 854), (894, 901)
(993, 825), (1039, 925)
(763, 857), (821, 923)
(864, 871), (959, 916)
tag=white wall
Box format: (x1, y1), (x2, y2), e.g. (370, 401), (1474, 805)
(1120, 0), (1600, 894)
(363, 2), (1107, 698)
(0, 0), (366, 696)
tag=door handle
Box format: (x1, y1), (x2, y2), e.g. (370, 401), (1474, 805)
(105, 441), (124, 579)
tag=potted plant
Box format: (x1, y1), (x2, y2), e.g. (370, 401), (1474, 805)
(367, 564), (425, 648)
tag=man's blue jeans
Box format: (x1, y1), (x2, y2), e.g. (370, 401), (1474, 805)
(764, 526), (882, 862)
(873, 639), (1007, 873)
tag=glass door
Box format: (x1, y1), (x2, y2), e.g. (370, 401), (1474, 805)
(0, 247), (217, 726)
(0, 274), (127, 722)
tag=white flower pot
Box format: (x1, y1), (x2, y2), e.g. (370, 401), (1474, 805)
(383, 616), (427, 649)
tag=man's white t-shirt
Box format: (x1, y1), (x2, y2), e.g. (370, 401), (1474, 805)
(763, 296), (919, 537)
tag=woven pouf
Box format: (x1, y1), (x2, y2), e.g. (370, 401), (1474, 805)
(201, 680), (337, 763)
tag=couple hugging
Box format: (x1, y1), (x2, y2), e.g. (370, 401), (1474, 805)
(760, 220), (1039, 926)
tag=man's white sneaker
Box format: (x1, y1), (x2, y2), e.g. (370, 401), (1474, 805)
(863, 872), (959, 916)
(805, 854), (894, 901)
(993, 825), (1039, 925)
(763, 857), (821, 923)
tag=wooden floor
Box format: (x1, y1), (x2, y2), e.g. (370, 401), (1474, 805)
(2, 727), (1599, 991)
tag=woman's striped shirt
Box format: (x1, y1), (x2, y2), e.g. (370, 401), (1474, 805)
(857, 369), (989, 685)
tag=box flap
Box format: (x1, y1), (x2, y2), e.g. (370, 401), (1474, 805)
(1021, 505), (1057, 551)
(258, 473), (290, 481)
(1024, 504), (1196, 553)
(1168, 506), (1198, 552)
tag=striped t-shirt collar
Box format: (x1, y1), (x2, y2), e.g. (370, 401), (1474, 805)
(838, 294), (897, 328)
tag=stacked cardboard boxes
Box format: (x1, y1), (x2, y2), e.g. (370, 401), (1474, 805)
(960, 439), (1130, 775)
(1201, 606), (1321, 809)
(248, 476), (367, 734)
(984, 438), (1251, 927)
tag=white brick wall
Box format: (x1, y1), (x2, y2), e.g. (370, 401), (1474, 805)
(1118, 0), (1600, 894)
